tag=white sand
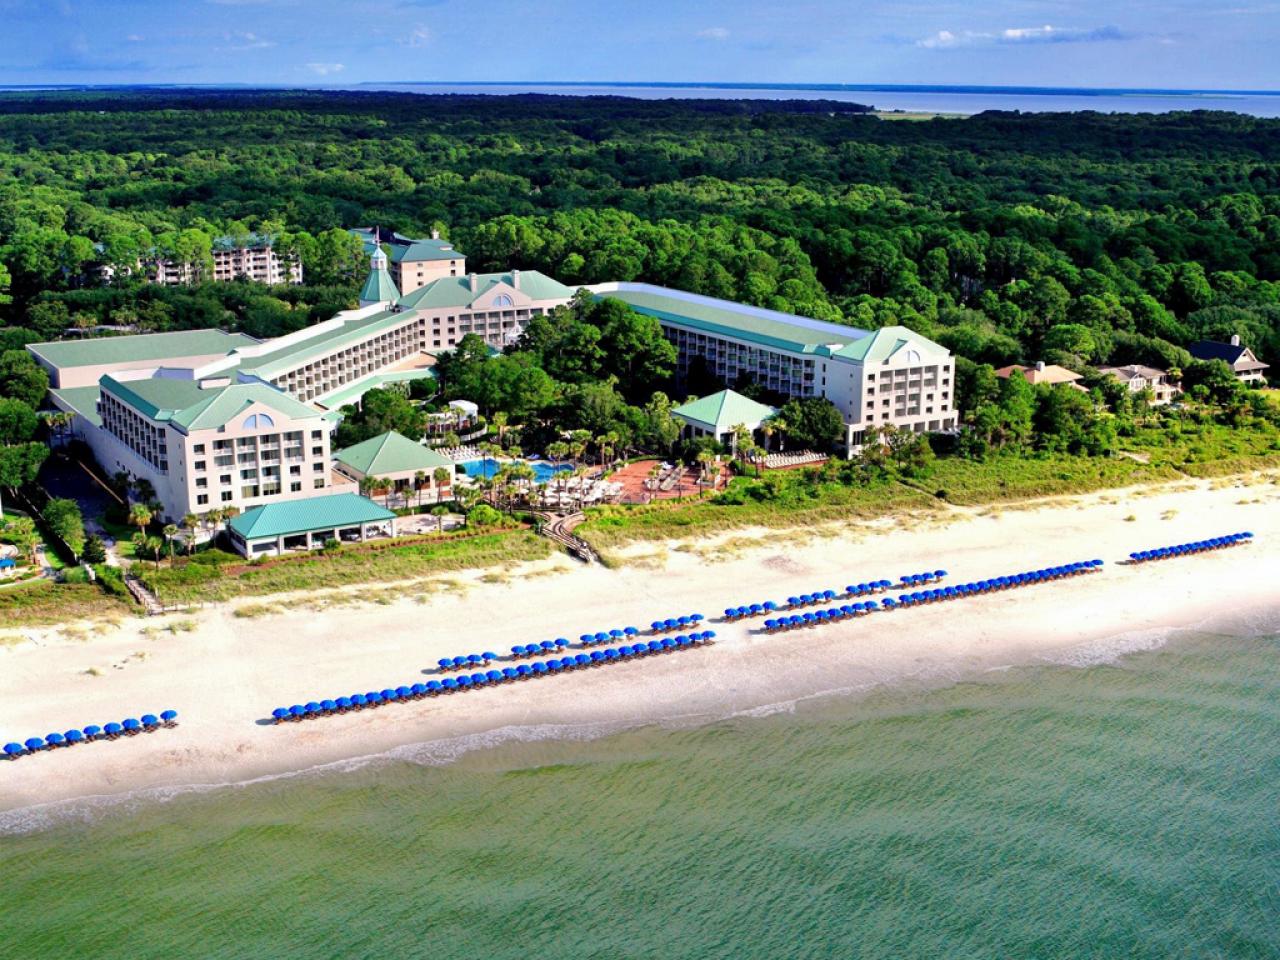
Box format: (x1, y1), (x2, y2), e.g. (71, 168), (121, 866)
(2, 473), (1278, 817)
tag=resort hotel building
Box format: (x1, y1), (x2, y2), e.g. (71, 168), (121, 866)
(590, 283), (956, 451)
(32, 237), (575, 524)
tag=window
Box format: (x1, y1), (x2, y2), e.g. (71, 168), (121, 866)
(221, 491), (233, 502)
(194, 460), (206, 471)
(313, 462), (325, 472)
(197, 494), (209, 505)
(492, 293), (514, 308)
(289, 465), (301, 476)
(290, 481), (302, 492)
(311, 446), (323, 457)
(311, 431), (322, 440)
(313, 478), (325, 489)
(219, 474), (232, 485)
(196, 478), (208, 489)
(193, 444), (206, 454)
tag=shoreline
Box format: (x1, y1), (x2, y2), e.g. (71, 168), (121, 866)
(2, 473), (1278, 822)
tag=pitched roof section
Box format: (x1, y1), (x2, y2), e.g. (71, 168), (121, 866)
(27, 330), (257, 372)
(1189, 339), (1268, 370)
(100, 376), (324, 430)
(229, 493), (395, 542)
(397, 271), (575, 310)
(235, 308), (412, 380)
(49, 385), (104, 427)
(832, 325), (950, 364)
(351, 228), (462, 262)
(334, 431), (453, 476)
(359, 263), (400, 304)
(994, 364), (1085, 387)
(673, 390), (777, 433)
(597, 285), (864, 355)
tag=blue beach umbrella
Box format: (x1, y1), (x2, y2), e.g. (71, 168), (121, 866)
(623, 628), (638, 637)
(25, 737), (44, 751)
(574, 654), (590, 666)
(483, 652), (498, 663)
(426, 681), (442, 693)
(605, 648), (620, 660)
(532, 662), (548, 674)
(289, 705), (305, 719)
(122, 718), (142, 731)
(591, 650), (606, 662)
(690, 614), (704, 622)
(65, 729), (85, 743)
(439, 657), (452, 669)
(442, 678), (458, 691)
(272, 707), (290, 722)
(487, 670), (502, 682)
(4, 742), (23, 757)
(379, 688), (395, 701)
(471, 673), (487, 685)
(651, 621), (664, 632)
(105, 722), (123, 736)
(503, 667), (518, 680)
(517, 664), (533, 676)
(555, 638), (570, 649)
(467, 654), (482, 666)
(540, 641), (555, 653)
(161, 709), (178, 724)
(46, 732), (65, 746)
(351, 694), (367, 708)
(456, 676), (472, 688)
(451, 656), (467, 668)
(410, 685), (426, 698)
(580, 633), (595, 644)
(304, 703), (321, 716)
(339, 696), (355, 709)
(594, 632), (609, 643)
(84, 724), (102, 738)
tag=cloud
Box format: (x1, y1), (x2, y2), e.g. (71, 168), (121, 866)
(400, 24), (431, 47)
(222, 30), (276, 50)
(917, 24), (1140, 49)
(305, 62), (345, 76)
(697, 26), (730, 40)
(126, 34), (144, 42)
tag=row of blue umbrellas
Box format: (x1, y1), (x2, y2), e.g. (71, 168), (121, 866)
(900, 570), (948, 587)
(649, 614), (705, 635)
(764, 603), (880, 632)
(1129, 533), (1252, 564)
(5, 710), (178, 760)
(886, 562), (1102, 607)
(272, 632), (719, 723)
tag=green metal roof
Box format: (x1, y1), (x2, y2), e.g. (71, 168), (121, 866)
(235, 308), (413, 379)
(832, 325), (950, 363)
(100, 376), (325, 430)
(598, 289), (861, 355)
(50, 385), (104, 427)
(396, 271), (575, 310)
(359, 264), (400, 303)
(27, 329), (257, 372)
(229, 493), (396, 542)
(351, 229), (462, 262)
(334, 431), (453, 477)
(673, 390), (777, 433)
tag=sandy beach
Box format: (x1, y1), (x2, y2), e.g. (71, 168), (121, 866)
(2, 472), (1278, 821)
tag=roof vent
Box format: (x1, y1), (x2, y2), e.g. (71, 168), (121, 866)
(1035, 360), (1046, 372)
(1230, 334), (1241, 346)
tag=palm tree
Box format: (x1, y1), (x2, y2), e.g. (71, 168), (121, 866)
(769, 415), (789, 453)
(430, 504), (450, 533)
(358, 476), (377, 500)
(413, 471), (426, 508)
(162, 523), (179, 560)
(696, 450), (717, 497)
(143, 535), (164, 571)
(433, 466), (452, 503)
(129, 502), (152, 538)
(491, 410), (509, 447)
(181, 512), (199, 553)
(132, 477), (156, 506)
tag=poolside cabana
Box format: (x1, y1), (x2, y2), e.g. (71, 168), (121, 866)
(672, 389), (777, 449)
(226, 493), (398, 557)
(333, 430), (455, 502)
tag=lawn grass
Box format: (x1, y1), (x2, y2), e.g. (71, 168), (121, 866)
(138, 530), (552, 604)
(0, 579), (131, 627)
(578, 475), (939, 552)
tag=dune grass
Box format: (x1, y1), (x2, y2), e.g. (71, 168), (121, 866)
(0, 580), (131, 627)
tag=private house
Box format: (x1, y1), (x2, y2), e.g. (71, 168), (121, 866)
(994, 361), (1087, 391)
(1188, 335), (1269, 385)
(332, 431), (456, 501)
(1098, 364), (1180, 405)
(590, 282), (957, 455)
(672, 390), (778, 448)
(226, 493), (397, 558)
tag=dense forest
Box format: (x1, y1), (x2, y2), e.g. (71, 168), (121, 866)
(0, 89), (1278, 378)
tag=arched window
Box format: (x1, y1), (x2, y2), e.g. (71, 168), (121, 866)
(904, 349), (922, 365)
(492, 294), (514, 308)
(243, 413), (275, 430)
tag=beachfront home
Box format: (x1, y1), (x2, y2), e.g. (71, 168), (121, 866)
(225, 493), (397, 558)
(672, 390), (778, 448)
(1098, 364), (1180, 405)
(332, 431), (455, 501)
(994, 361), (1087, 391)
(589, 283), (956, 455)
(1188, 335), (1269, 385)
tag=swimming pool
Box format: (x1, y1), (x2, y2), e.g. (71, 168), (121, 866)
(459, 459), (573, 484)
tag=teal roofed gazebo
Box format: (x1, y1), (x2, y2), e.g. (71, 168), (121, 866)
(672, 389), (777, 444)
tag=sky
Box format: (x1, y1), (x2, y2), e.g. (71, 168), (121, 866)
(0, 0), (1276, 90)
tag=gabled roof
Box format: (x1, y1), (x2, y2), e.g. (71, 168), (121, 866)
(351, 228), (462, 263)
(832, 325), (950, 364)
(994, 363), (1083, 386)
(1189, 339), (1269, 370)
(27, 329), (257, 372)
(673, 390), (778, 433)
(397, 271), (575, 310)
(229, 493), (395, 542)
(1099, 364), (1168, 381)
(359, 264), (399, 304)
(100, 376), (324, 430)
(334, 431), (453, 476)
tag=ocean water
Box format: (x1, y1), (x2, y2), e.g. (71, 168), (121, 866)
(355, 82), (1280, 118)
(1, 631), (1277, 959)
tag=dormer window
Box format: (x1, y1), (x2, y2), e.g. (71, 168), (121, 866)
(493, 294), (514, 308)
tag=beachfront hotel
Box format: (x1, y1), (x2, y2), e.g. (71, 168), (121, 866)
(31, 241), (575, 521)
(590, 283), (957, 452)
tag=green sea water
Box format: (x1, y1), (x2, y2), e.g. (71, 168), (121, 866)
(2, 631), (1277, 959)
